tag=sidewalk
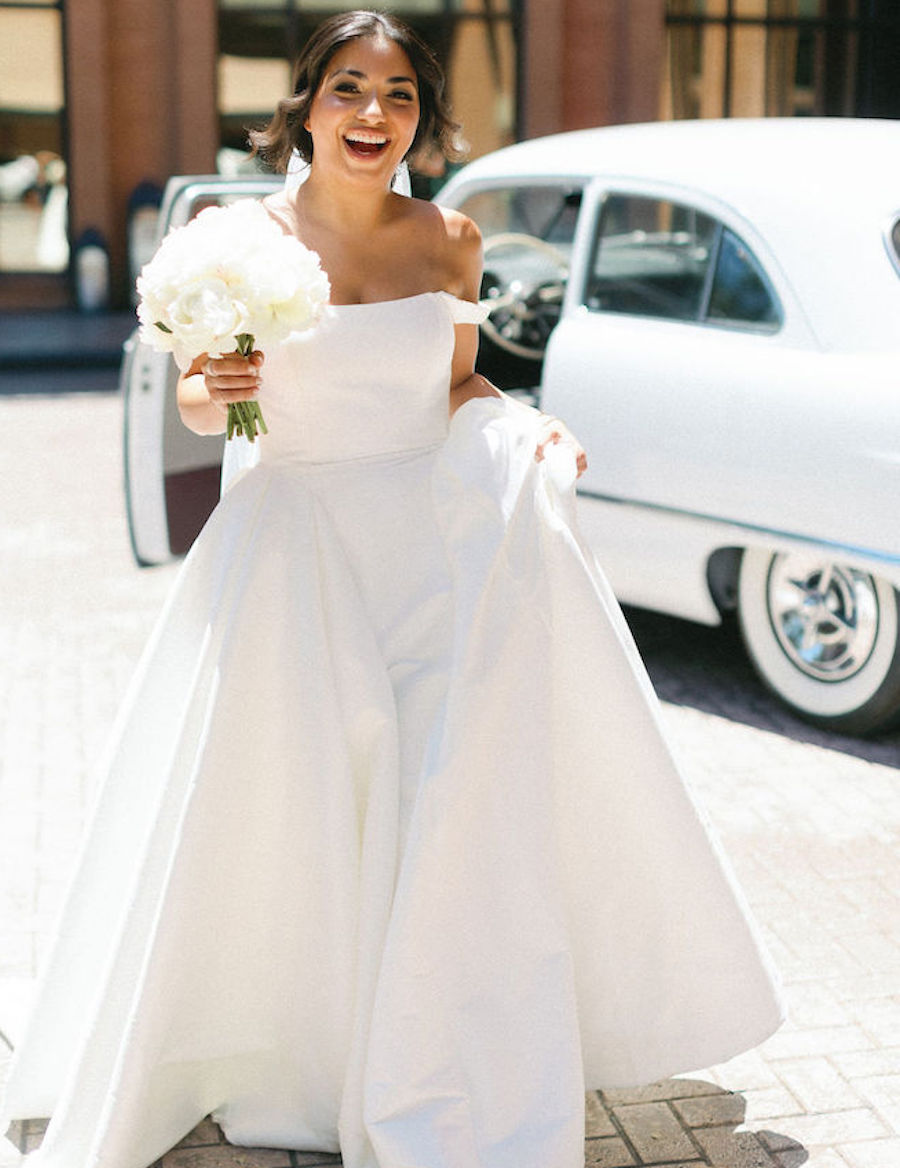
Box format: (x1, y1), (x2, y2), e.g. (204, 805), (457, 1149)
(1, 392), (899, 1168)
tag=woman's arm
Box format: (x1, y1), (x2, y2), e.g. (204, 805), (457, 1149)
(445, 213), (587, 477)
(177, 351), (264, 436)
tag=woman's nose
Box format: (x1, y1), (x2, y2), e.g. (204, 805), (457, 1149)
(358, 91), (384, 120)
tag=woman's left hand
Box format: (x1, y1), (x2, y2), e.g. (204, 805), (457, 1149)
(535, 414), (588, 478)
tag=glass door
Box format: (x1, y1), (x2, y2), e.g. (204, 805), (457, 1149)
(0, 0), (67, 275)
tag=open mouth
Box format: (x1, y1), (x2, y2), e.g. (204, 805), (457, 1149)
(344, 132), (390, 159)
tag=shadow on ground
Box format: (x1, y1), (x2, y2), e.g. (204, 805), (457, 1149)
(625, 605), (900, 767)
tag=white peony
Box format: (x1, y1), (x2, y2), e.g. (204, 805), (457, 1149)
(136, 199), (331, 440)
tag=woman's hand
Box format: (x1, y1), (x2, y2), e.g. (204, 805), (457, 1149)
(535, 413), (588, 478)
(202, 351), (264, 413)
(177, 350), (265, 436)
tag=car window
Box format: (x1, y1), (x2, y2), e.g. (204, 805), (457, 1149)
(585, 194), (717, 321)
(455, 185), (582, 245)
(585, 193), (780, 332)
(707, 228), (781, 329)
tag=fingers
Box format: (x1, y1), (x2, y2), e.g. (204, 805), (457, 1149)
(535, 415), (588, 477)
(203, 351), (264, 406)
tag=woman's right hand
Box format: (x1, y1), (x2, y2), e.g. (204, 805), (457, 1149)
(177, 350), (265, 436)
(202, 351), (265, 412)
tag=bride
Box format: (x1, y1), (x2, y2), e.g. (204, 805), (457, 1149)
(1, 10), (783, 1168)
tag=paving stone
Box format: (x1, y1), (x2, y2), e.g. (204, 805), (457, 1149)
(761, 1027), (875, 1062)
(671, 1091), (746, 1128)
(584, 1136), (638, 1167)
(772, 1058), (863, 1112)
(831, 975), (900, 1005)
(585, 1091), (617, 1138)
(849, 1000), (900, 1047)
(781, 984), (853, 1030)
(0, 1137), (22, 1167)
(159, 1148), (292, 1168)
(850, 1075), (900, 1134)
(612, 1102), (700, 1163)
(831, 1050), (900, 1079)
(837, 1137), (900, 1168)
(691, 1127), (778, 1166)
(760, 1127), (817, 1154)
(776, 1152), (849, 1168)
(766, 1110), (888, 1147)
(9, 1120), (48, 1154)
(171, 1118), (225, 1148)
(601, 1078), (731, 1106)
(700, 1049), (783, 1093)
(742, 1086), (804, 1124)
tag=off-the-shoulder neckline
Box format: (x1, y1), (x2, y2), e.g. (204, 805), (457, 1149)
(329, 290), (474, 309)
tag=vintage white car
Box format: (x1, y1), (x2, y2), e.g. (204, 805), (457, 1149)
(124, 119), (900, 735)
(437, 118), (900, 736)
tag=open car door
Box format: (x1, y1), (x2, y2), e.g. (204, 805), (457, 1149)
(122, 174), (282, 566)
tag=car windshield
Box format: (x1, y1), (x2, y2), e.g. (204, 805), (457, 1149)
(456, 185), (581, 245)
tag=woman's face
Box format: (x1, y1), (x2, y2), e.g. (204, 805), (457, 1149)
(305, 35), (420, 185)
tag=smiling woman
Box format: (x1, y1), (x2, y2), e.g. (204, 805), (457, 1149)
(248, 8), (465, 174)
(1, 9), (783, 1168)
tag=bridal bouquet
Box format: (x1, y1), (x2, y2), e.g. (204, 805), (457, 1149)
(137, 199), (330, 441)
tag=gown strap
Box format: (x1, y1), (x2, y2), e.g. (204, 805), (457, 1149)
(437, 291), (490, 326)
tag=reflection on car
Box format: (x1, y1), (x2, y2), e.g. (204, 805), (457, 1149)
(123, 119), (900, 735)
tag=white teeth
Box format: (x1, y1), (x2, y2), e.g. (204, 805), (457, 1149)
(345, 132), (388, 146)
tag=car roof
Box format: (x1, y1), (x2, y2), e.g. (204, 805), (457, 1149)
(440, 119), (900, 350)
(444, 118), (900, 217)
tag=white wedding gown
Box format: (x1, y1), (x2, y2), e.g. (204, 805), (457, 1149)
(2, 291), (783, 1168)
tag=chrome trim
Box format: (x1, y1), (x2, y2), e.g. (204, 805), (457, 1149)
(156, 174), (283, 240)
(883, 212), (900, 279)
(576, 489), (900, 569)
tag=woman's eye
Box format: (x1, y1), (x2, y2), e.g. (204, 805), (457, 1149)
(391, 90), (415, 102)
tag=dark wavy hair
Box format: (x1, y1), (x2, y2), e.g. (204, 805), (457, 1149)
(249, 10), (464, 173)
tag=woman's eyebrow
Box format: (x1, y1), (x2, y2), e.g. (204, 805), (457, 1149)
(329, 67), (416, 85)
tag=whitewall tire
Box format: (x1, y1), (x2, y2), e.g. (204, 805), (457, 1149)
(738, 548), (900, 735)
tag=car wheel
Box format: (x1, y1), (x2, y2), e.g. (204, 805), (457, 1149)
(738, 548), (900, 735)
(480, 232), (568, 360)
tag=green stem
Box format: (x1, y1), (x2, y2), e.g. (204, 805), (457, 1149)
(225, 334), (268, 441)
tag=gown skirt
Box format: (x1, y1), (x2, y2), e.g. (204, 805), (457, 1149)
(1, 291), (783, 1168)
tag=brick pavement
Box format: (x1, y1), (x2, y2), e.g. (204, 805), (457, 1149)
(1, 390), (899, 1168)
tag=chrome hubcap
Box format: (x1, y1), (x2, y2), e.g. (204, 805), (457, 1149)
(766, 554), (880, 681)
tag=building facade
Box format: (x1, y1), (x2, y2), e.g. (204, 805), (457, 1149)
(1, 0), (898, 310)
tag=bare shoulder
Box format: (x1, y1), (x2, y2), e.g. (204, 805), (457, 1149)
(437, 205), (482, 299)
(436, 203), (482, 248)
(395, 198), (481, 298)
(397, 198), (480, 247)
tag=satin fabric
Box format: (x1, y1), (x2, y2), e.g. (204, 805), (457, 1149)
(2, 292), (782, 1168)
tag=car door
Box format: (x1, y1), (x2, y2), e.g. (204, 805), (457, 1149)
(542, 181), (850, 542)
(123, 174), (281, 566)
